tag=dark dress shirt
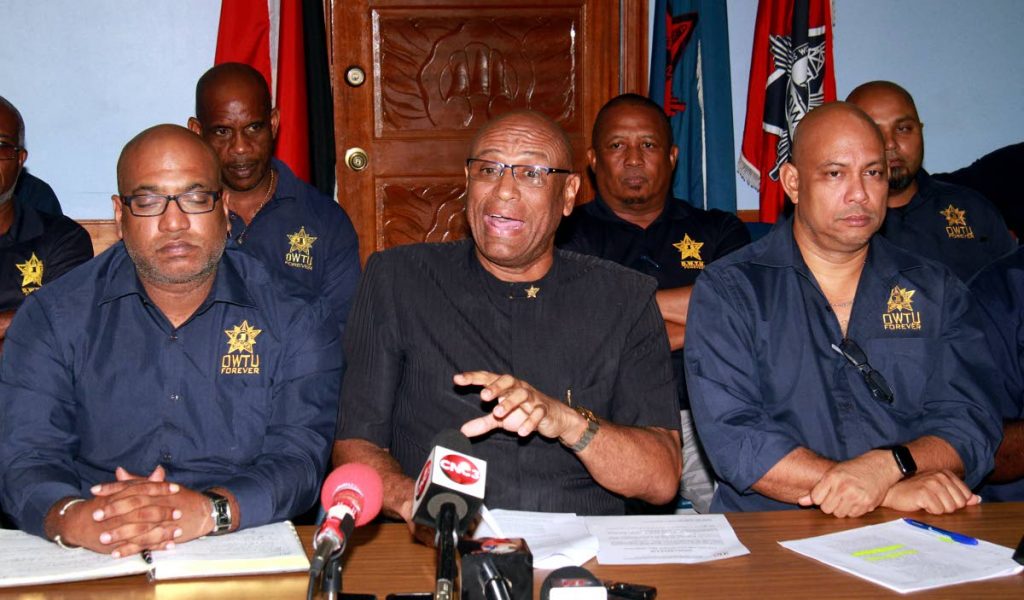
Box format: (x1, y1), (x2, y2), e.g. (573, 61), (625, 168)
(14, 171), (63, 216)
(0, 244), (342, 537)
(968, 246), (1024, 501)
(557, 195), (751, 409)
(879, 170), (1015, 281)
(229, 158), (360, 333)
(1, 203), (92, 311)
(686, 219), (1003, 512)
(335, 241), (680, 515)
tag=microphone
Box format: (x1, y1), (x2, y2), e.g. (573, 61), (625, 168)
(540, 566), (608, 600)
(309, 462), (384, 576)
(411, 430), (488, 600)
(411, 429), (488, 534)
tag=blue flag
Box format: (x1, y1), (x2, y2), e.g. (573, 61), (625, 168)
(649, 0), (736, 212)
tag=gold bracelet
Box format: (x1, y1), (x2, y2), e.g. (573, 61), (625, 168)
(53, 498), (86, 549)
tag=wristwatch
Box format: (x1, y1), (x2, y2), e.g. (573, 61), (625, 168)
(889, 445), (917, 478)
(567, 404), (601, 453)
(203, 490), (233, 535)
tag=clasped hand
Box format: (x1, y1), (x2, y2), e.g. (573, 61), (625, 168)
(58, 466), (212, 557)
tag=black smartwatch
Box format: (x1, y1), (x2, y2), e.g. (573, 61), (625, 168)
(202, 490), (233, 535)
(890, 445), (917, 478)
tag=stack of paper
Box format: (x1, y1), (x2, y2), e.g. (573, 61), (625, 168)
(780, 519), (1023, 593)
(475, 508), (750, 567)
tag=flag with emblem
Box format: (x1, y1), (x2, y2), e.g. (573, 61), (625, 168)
(214, 0), (335, 195)
(737, 0), (836, 222)
(649, 0), (736, 212)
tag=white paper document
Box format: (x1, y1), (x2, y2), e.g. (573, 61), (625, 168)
(780, 519), (1023, 594)
(0, 529), (149, 587)
(584, 514), (750, 564)
(474, 509), (599, 569)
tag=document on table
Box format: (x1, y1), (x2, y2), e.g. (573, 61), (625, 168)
(779, 519), (1023, 594)
(584, 514), (750, 564)
(0, 529), (148, 587)
(474, 509), (599, 569)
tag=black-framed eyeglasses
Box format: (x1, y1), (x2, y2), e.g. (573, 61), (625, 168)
(466, 158), (572, 188)
(119, 190), (222, 217)
(0, 142), (23, 161)
(831, 338), (894, 405)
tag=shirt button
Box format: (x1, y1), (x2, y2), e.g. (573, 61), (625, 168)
(170, 334), (178, 341)
(169, 393), (180, 402)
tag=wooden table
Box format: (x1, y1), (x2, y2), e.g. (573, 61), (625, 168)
(2, 504), (1022, 599)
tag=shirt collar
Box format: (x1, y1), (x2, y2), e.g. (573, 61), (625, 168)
(270, 157), (302, 202)
(0, 203), (44, 247)
(99, 246), (257, 309)
(588, 193), (692, 225)
(750, 216), (916, 282)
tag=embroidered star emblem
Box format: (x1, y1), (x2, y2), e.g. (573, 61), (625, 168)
(224, 320), (262, 354)
(939, 204), (967, 227)
(525, 285), (540, 299)
(16, 253), (44, 287)
(286, 226), (318, 254)
(887, 286), (916, 313)
(673, 234), (704, 261)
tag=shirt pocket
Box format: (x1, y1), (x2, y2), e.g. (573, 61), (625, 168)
(862, 337), (936, 418)
(212, 379), (274, 464)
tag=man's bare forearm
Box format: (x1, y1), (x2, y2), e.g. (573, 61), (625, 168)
(905, 435), (965, 476)
(655, 287), (692, 326)
(752, 447), (835, 504)
(576, 424), (681, 505)
(332, 439), (413, 521)
(988, 420), (1024, 483)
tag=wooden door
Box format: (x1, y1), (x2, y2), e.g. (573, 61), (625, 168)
(329, 0), (646, 263)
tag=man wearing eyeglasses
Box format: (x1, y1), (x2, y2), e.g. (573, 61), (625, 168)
(334, 111), (681, 525)
(557, 94), (750, 513)
(0, 125), (341, 556)
(188, 63), (360, 335)
(0, 96), (92, 355)
(686, 103), (1002, 516)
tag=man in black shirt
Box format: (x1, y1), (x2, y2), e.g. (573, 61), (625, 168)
(847, 82), (1015, 281)
(334, 111), (681, 523)
(558, 94), (750, 512)
(0, 96), (91, 354)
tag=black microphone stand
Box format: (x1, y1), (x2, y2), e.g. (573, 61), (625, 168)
(434, 502), (458, 600)
(323, 555), (343, 600)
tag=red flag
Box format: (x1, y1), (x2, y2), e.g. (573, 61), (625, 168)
(214, 0), (311, 183)
(738, 0), (836, 223)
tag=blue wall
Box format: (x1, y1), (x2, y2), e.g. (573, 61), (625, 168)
(1, 0), (1021, 217)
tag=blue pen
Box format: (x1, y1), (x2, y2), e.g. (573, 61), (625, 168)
(903, 518), (979, 545)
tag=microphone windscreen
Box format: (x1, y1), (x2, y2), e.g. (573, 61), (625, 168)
(321, 462), (384, 526)
(432, 428), (473, 455)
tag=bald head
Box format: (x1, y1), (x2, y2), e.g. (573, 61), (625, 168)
(846, 81), (918, 117)
(790, 102), (884, 166)
(470, 110), (574, 169)
(195, 63), (272, 122)
(117, 124), (220, 194)
(0, 96), (25, 147)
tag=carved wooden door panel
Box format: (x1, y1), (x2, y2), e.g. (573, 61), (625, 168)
(330, 0), (644, 263)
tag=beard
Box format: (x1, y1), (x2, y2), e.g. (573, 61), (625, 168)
(888, 166), (916, 193)
(619, 195), (652, 206)
(126, 236), (227, 287)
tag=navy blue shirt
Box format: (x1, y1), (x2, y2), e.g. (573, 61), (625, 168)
(14, 172), (63, 217)
(336, 241), (680, 515)
(686, 219), (1003, 512)
(1, 203), (92, 311)
(0, 244), (342, 537)
(880, 170), (1015, 282)
(557, 196), (750, 409)
(968, 246), (1024, 501)
(229, 158), (360, 333)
